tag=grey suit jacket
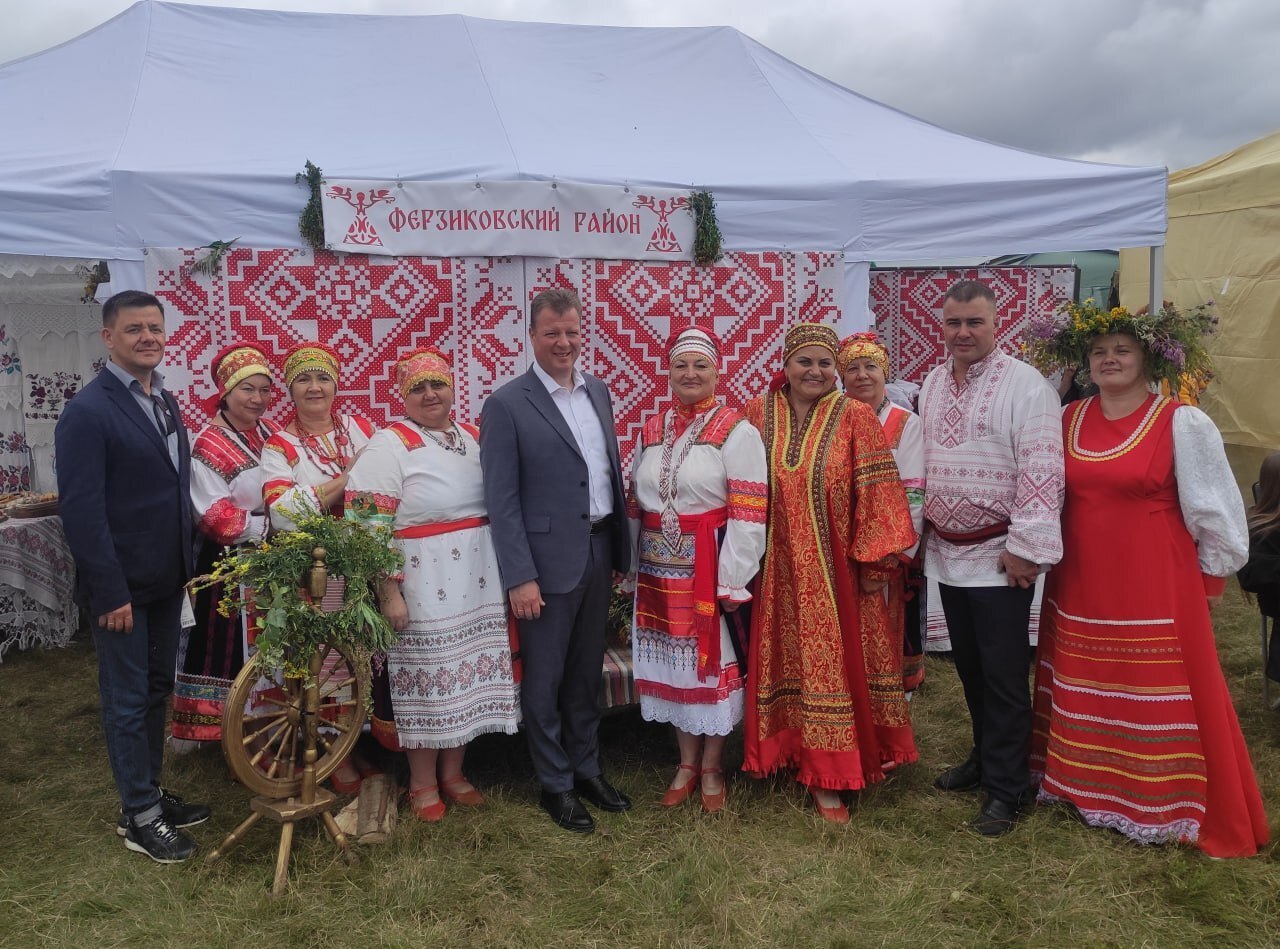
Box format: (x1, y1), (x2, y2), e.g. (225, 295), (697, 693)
(479, 367), (631, 596)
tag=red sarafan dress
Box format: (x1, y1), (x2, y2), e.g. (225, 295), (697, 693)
(1031, 394), (1268, 858)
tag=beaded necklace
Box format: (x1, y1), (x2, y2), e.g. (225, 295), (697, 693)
(658, 400), (717, 552)
(413, 420), (466, 456)
(293, 412), (350, 477)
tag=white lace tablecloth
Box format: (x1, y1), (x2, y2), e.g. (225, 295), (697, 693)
(0, 514), (78, 660)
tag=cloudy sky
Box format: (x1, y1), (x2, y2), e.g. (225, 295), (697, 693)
(2, 0), (1275, 170)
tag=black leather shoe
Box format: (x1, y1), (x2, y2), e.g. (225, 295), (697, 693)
(934, 756), (982, 792)
(116, 787), (212, 837)
(540, 790), (594, 833)
(574, 774), (632, 813)
(969, 795), (1022, 837)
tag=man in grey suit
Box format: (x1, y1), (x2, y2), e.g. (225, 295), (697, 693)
(480, 287), (633, 833)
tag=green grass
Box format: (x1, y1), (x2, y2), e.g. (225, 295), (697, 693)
(2, 584), (1278, 948)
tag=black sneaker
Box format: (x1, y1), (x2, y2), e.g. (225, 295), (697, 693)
(124, 815), (198, 864)
(116, 787), (211, 836)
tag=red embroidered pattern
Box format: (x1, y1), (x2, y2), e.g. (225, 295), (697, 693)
(199, 497), (249, 546)
(726, 478), (767, 523)
(192, 425), (268, 484)
(388, 421), (426, 451)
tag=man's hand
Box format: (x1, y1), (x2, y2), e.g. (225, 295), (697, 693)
(722, 600), (741, 613)
(509, 580), (545, 621)
(998, 551), (1038, 589)
(98, 603), (134, 634)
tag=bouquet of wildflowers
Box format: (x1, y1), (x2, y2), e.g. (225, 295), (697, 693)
(1022, 298), (1217, 390)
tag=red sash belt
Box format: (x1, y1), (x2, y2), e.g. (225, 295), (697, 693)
(927, 519), (1010, 545)
(395, 516), (489, 539)
(642, 506), (728, 682)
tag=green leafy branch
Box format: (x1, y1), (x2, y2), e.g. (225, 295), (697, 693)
(296, 159), (326, 250)
(196, 499), (403, 690)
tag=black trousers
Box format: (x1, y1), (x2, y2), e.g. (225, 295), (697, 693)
(938, 582), (1036, 804)
(518, 529), (613, 794)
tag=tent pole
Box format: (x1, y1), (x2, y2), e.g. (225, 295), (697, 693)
(1148, 244), (1164, 314)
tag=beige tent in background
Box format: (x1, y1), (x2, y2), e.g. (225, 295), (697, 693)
(1120, 130), (1280, 495)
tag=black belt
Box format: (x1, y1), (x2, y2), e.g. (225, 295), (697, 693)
(589, 516), (614, 535)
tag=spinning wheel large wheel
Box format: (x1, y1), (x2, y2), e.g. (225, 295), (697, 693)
(222, 642), (368, 798)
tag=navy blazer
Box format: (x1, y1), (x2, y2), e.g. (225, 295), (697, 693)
(55, 367), (195, 616)
(479, 367), (630, 596)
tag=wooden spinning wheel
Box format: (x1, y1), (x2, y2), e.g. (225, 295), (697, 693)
(221, 641), (368, 798)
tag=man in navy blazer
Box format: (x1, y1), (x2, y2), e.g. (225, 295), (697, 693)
(56, 290), (208, 863)
(480, 287), (633, 833)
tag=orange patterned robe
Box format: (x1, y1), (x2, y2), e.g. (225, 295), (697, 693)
(743, 388), (918, 790)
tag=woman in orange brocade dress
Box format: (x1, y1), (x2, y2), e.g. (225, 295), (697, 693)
(742, 323), (918, 823)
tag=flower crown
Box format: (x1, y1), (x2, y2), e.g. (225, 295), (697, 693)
(1022, 298), (1217, 389)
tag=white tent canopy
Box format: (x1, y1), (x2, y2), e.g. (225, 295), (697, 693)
(0, 0), (1166, 301)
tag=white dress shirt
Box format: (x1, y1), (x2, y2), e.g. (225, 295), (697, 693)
(531, 361), (614, 519)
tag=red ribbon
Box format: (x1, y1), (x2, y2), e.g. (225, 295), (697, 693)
(394, 516), (489, 539)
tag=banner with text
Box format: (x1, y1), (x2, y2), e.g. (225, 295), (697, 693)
(321, 180), (695, 261)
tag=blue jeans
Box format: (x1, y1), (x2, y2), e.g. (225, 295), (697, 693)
(91, 591), (184, 823)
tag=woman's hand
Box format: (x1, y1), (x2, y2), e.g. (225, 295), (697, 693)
(379, 581), (409, 631)
(1207, 593), (1223, 611)
(722, 600), (741, 613)
(859, 575), (888, 595)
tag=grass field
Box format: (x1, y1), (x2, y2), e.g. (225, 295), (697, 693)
(1, 585), (1278, 948)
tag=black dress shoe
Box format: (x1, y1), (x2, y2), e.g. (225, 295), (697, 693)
(574, 774), (632, 813)
(540, 790), (594, 833)
(969, 795), (1022, 837)
(934, 756), (982, 792)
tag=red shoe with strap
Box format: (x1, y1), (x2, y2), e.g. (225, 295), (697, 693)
(700, 767), (727, 814)
(408, 785), (446, 822)
(661, 764), (700, 808)
(440, 777), (485, 807)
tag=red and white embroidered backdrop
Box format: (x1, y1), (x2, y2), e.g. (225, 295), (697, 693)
(870, 266), (1077, 384)
(146, 248), (842, 467)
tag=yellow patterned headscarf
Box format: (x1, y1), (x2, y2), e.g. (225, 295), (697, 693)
(283, 343), (340, 388)
(395, 347), (453, 399)
(837, 332), (889, 375)
(211, 343), (272, 397)
(781, 322), (839, 363)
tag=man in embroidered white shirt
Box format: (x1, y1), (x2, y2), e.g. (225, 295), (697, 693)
(919, 280), (1065, 837)
(480, 288), (633, 833)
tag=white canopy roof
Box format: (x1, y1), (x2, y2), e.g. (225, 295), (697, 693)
(0, 1), (1167, 263)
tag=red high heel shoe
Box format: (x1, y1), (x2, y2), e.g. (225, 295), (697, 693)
(661, 764), (700, 807)
(408, 785), (446, 822)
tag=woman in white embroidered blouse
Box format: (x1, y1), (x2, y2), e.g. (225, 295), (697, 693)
(173, 343), (276, 746)
(260, 342), (375, 531)
(839, 331), (926, 694)
(346, 348), (520, 822)
(259, 341), (377, 793)
(625, 328), (767, 813)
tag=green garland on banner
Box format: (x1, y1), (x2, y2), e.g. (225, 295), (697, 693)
(690, 190), (723, 266)
(296, 160), (326, 250)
